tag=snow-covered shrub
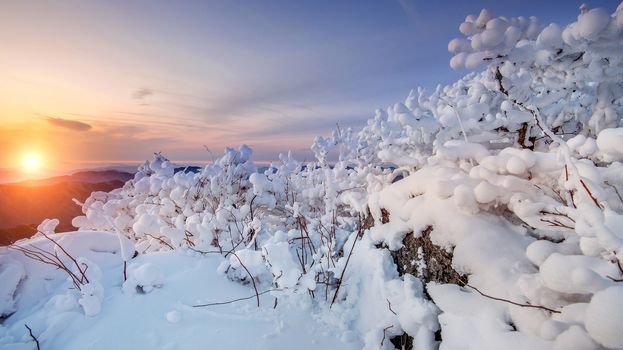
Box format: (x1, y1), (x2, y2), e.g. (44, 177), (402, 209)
(73, 145), (393, 300)
(359, 3), (623, 349)
(5, 229), (134, 318)
(123, 263), (164, 294)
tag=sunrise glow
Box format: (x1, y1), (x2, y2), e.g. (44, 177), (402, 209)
(21, 152), (41, 173)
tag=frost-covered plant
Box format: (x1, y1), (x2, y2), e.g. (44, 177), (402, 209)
(73, 145), (391, 298)
(359, 4), (623, 349)
(9, 220), (90, 291)
(8, 220), (107, 317)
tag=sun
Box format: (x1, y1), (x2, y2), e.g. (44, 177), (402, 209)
(22, 152), (42, 173)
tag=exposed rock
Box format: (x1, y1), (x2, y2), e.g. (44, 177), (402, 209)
(391, 226), (467, 288)
(371, 210), (466, 349)
(390, 332), (413, 349)
(363, 208), (390, 232)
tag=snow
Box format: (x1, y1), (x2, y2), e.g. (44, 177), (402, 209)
(123, 263), (164, 294)
(166, 310), (182, 323)
(0, 262), (24, 317)
(539, 253), (615, 294)
(553, 325), (598, 350)
(0, 242), (361, 350)
(536, 24), (563, 49)
(585, 286), (623, 349)
(596, 127), (623, 162)
(262, 242), (303, 289)
(428, 283), (550, 350)
(78, 282), (104, 317)
(2, 1), (623, 349)
(577, 8), (611, 40)
(249, 172), (271, 195)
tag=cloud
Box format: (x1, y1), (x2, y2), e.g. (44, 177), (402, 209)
(132, 87), (154, 100)
(397, 0), (422, 24)
(46, 117), (92, 131)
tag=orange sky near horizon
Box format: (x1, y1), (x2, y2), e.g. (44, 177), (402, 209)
(0, 2), (328, 178)
(0, 56), (317, 176)
(3, 0), (619, 180)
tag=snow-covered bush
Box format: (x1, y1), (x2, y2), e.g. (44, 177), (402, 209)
(72, 145), (394, 300)
(360, 3), (623, 348)
(123, 263), (164, 294)
(5, 228), (134, 319)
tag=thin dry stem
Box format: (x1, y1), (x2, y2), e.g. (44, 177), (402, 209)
(467, 284), (560, 313)
(231, 252), (261, 307)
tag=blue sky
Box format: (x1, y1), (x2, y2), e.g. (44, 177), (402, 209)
(0, 0), (619, 170)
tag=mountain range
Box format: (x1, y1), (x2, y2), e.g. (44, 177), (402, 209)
(0, 170), (134, 245)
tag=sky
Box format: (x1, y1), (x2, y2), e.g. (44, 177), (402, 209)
(0, 0), (619, 177)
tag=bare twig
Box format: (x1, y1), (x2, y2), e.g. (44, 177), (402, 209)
(106, 217), (129, 282)
(606, 275), (623, 282)
(231, 252), (260, 307)
(580, 179), (603, 209)
(539, 209), (575, 222)
(380, 325), (394, 347)
(565, 165), (577, 208)
(186, 246), (222, 255)
(184, 230), (196, 247)
(192, 289), (281, 308)
(144, 233), (174, 250)
(387, 298), (397, 315)
(248, 195), (258, 250)
(605, 181), (623, 206)
(38, 230), (89, 284)
(607, 257), (623, 282)
(331, 218), (362, 307)
(336, 186), (366, 195)
(9, 235), (88, 290)
(24, 324), (40, 350)
(539, 218), (574, 230)
(467, 284), (560, 313)
(223, 236), (246, 258)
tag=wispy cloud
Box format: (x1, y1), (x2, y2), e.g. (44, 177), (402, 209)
(397, 0), (423, 24)
(132, 87), (154, 101)
(46, 117), (92, 131)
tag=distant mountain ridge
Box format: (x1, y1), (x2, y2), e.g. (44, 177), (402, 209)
(0, 167), (212, 245)
(16, 170), (134, 186)
(0, 170), (134, 245)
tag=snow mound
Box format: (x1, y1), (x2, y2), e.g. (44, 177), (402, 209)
(0, 262), (25, 317)
(585, 286), (623, 348)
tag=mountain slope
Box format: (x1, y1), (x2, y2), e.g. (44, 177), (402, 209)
(0, 176), (130, 245)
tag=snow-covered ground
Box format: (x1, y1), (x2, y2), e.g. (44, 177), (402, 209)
(0, 231), (361, 350)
